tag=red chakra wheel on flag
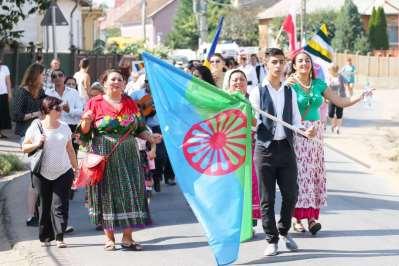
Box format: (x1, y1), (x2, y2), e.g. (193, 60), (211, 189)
(183, 109), (248, 176)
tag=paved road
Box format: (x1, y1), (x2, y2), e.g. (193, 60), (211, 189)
(2, 144), (399, 266)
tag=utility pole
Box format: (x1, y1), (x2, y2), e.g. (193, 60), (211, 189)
(141, 0), (147, 44)
(193, 0), (208, 49)
(51, 1), (57, 59)
(300, 0), (306, 44)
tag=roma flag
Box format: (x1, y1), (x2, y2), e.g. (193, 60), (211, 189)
(143, 52), (253, 265)
(203, 16), (224, 69)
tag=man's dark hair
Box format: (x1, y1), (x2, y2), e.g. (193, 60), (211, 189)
(265, 48), (285, 59)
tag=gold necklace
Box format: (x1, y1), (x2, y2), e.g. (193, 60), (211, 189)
(294, 74), (312, 90)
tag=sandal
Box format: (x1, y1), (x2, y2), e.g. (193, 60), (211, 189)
(308, 220), (322, 235)
(104, 240), (116, 251)
(121, 241), (143, 251)
(292, 221), (306, 233)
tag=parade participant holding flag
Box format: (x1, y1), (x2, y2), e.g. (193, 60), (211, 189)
(287, 51), (373, 235)
(226, 69), (261, 229)
(250, 48), (316, 256)
(143, 52), (253, 265)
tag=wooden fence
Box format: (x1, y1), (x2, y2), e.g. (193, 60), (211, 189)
(334, 53), (399, 89)
(2, 45), (121, 89)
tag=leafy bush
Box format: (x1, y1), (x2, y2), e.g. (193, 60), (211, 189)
(0, 154), (24, 176)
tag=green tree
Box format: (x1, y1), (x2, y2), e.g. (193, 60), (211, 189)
(374, 6), (389, 50)
(368, 7), (377, 50)
(165, 0), (230, 50)
(104, 27), (121, 39)
(222, 6), (259, 46)
(332, 0), (364, 52)
(270, 9), (337, 49)
(354, 33), (371, 55)
(0, 0), (51, 44)
(165, 0), (198, 49)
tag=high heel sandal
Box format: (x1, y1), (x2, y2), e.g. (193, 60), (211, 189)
(308, 220), (322, 235)
(292, 221), (306, 233)
(121, 241), (143, 251)
(104, 240), (116, 251)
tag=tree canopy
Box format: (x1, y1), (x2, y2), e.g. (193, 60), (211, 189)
(332, 0), (366, 53)
(0, 0), (51, 44)
(368, 6), (389, 50)
(165, 0), (232, 50)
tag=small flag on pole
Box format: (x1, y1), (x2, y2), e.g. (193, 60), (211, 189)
(203, 16), (224, 69)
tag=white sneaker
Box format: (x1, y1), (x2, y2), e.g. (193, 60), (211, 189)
(41, 241), (51, 247)
(281, 235), (298, 251)
(264, 243), (278, 256)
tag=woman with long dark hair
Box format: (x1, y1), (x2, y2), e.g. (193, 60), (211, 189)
(287, 51), (371, 235)
(12, 63), (47, 227)
(191, 65), (216, 86)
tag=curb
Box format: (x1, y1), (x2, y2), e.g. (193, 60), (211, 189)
(0, 170), (36, 265)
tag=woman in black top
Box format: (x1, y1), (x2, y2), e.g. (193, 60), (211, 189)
(12, 63), (46, 139)
(11, 63), (46, 226)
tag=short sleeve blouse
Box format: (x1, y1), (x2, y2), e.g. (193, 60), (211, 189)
(83, 94), (147, 136)
(291, 78), (327, 121)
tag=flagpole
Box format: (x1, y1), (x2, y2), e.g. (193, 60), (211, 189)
(274, 25), (283, 47)
(252, 106), (322, 144)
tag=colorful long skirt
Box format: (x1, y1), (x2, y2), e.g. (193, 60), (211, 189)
(293, 120), (326, 220)
(251, 143), (261, 220)
(87, 134), (150, 230)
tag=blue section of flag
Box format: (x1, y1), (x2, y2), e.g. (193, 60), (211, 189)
(206, 16), (224, 61)
(143, 52), (243, 265)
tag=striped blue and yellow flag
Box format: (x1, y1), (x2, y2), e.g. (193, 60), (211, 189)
(304, 24), (334, 81)
(304, 23), (333, 63)
(203, 17), (224, 69)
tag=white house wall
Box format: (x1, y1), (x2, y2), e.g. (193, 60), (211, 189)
(12, 0), (83, 53)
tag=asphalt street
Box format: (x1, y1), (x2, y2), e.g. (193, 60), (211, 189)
(2, 144), (399, 266)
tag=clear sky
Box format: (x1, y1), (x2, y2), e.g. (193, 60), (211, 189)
(93, 0), (115, 8)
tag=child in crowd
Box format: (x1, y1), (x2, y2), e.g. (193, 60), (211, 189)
(136, 134), (156, 203)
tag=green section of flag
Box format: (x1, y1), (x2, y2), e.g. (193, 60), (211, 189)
(185, 78), (253, 242)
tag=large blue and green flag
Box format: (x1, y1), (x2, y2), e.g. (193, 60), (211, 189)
(143, 52), (253, 265)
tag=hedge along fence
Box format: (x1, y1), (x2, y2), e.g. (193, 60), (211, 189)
(334, 52), (399, 89)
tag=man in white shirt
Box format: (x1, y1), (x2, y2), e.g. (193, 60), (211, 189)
(237, 51), (258, 95)
(249, 48), (315, 257)
(46, 69), (83, 135)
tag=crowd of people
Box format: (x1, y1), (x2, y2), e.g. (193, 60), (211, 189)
(1, 47), (368, 256)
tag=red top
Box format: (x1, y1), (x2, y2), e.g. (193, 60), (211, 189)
(84, 94), (140, 124)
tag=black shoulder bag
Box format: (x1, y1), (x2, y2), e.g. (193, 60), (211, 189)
(28, 119), (44, 175)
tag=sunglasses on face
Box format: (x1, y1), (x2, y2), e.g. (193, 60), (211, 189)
(65, 82), (76, 87)
(52, 105), (62, 112)
(210, 60), (221, 63)
(52, 73), (64, 79)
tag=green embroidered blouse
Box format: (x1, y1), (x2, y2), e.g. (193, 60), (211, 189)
(291, 78), (327, 121)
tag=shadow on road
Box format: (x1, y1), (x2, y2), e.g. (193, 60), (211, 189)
(343, 118), (399, 128)
(237, 249), (399, 265)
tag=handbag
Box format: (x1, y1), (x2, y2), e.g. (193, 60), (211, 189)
(28, 119), (44, 176)
(73, 127), (134, 188)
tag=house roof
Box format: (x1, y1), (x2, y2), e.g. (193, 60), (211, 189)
(257, 0), (399, 20)
(117, 0), (176, 25)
